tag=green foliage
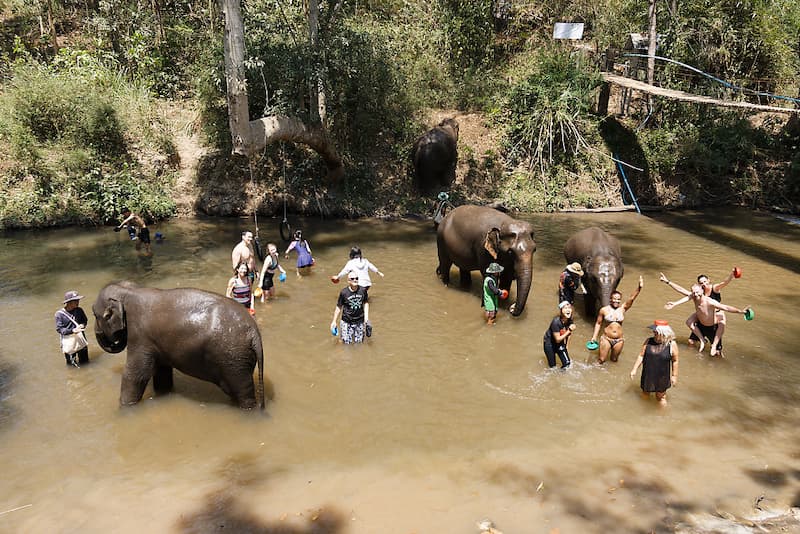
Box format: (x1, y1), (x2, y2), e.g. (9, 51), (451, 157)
(441, 0), (494, 71)
(0, 56), (176, 228)
(501, 46), (602, 174)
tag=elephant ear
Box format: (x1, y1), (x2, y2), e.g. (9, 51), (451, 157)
(483, 227), (501, 259)
(103, 297), (126, 334)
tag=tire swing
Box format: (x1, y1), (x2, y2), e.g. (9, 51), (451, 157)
(278, 142), (292, 243)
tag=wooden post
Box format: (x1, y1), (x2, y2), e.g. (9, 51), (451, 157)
(647, 0), (657, 86)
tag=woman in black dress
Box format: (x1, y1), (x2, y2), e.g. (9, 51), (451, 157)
(630, 320), (679, 406)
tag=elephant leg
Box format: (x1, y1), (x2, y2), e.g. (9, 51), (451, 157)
(120, 370), (150, 406)
(219, 375), (256, 410)
(585, 298), (597, 318)
(437, 248), (452, 285)
(153, 364), (174, 394)
(459, 268), (472, 288)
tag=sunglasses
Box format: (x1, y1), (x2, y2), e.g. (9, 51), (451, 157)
(348, 277), (358, 281)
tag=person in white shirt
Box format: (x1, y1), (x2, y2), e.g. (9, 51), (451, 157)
(331, 246), (384, 295)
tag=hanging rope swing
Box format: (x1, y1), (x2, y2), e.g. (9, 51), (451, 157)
(279, 142), (292, 242)
(248, 159), (266, 262)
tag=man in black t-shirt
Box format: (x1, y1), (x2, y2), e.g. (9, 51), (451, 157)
(331, 271), (370, 344)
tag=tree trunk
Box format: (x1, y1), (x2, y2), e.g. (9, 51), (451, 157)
(219, 0), (342, 179)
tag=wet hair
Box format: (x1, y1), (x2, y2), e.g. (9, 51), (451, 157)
(611, 290), (622, 298)
(349, 246), (362, 259)
(121, 206), (130, 214)
(235, 261), (249, 273)
(294, 229), (303, 240)
(652, 325), (676, 345)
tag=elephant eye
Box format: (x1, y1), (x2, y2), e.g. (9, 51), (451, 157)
(103, 310), (113, 320)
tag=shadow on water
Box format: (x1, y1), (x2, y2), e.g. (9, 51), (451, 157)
(176, 452), (346, 534)
(649, 210), (800, 275)
(485, 461), (696, 532)
(0, 357), (18, 433)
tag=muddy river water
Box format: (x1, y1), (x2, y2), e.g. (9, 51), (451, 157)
(1, 208), (799, 533)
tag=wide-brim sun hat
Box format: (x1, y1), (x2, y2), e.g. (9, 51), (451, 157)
(486, 262), (504, 274)
(63, 290), (84, 303)
(566, 262), (584, 277)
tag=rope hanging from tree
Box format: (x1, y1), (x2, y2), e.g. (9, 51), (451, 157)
(248, 159), (266, 261)
(279, 142), (292, 242)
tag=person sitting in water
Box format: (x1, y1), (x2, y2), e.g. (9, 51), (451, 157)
(543, 301), (575, 369)
(284, 229), (314, 277)
(661, 268), (738, 356)
(589, 276), (643, 364)
(331, 246), (384, 295)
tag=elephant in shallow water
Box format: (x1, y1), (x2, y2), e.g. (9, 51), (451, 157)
(93, 281), (265, 409)
(564, 227), (624, 316)
(436, 205), (536, 316)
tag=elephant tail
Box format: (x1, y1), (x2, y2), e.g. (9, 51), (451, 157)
(254, 336), (265, 411)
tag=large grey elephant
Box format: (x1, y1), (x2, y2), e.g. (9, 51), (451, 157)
(93, 281), (265, 409)
(564, 227), (624, 316)
(436, 205), (536, 316)
(412, 118), (459, 194)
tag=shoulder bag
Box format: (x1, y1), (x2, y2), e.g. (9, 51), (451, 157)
(57, 311), (88, 355)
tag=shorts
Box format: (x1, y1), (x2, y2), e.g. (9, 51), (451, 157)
(340, 321), (365, 344)
(138, 227), (151, 244)
(261, 272), (275, 290)
(694, 322), (722, 349)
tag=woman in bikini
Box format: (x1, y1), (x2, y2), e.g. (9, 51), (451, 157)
(590, 275), (643, 363)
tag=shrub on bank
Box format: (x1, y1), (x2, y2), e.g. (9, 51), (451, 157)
(0, 54), (176, 229)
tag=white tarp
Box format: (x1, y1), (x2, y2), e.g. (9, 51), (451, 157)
(553, 22), (584, 40)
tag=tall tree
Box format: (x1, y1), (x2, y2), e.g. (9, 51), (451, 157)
(218, 0), (343, 179)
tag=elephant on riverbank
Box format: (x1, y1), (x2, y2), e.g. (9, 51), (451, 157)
(564, 227), (624, 316)
(412, 118), (459, 194)
(436, 205), (536, 316)
(93, 281), (265, 409)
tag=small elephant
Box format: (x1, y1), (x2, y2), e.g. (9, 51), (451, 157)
(564, 227), (624, 316)
(93, 281), (265, 409)
(437, 205), (536, 316)
(412, 118), (459, 194)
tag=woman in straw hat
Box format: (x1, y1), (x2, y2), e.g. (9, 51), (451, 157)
(558, 262), (585, 305)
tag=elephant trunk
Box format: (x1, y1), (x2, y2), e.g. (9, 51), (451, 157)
(95, 330), (127, 354)
(511, 265), (532, 316)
